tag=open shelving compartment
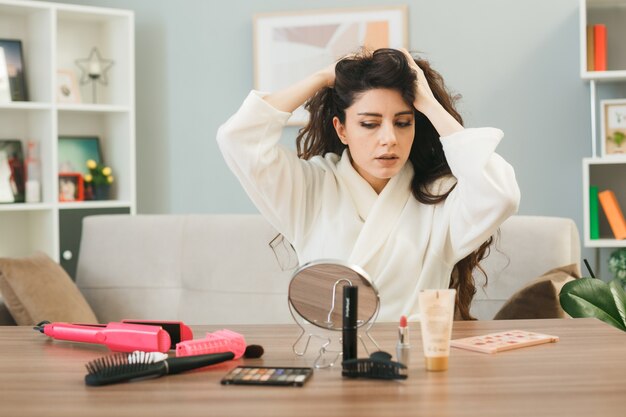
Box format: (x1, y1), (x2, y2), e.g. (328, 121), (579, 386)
(580, 0), (626, 248)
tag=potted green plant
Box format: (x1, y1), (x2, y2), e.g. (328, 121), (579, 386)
(83, 159), (114, 200)
(608, 248), (626, 289)
(560, 275), (626, 332)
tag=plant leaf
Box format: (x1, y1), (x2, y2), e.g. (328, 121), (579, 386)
(609, 279), (626, 328)
(559, 278), (626, 331)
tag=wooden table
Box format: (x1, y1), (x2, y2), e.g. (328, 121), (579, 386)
(0, 318), (624, 417)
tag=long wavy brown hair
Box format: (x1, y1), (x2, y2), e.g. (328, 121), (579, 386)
(296, 49), (492, 320)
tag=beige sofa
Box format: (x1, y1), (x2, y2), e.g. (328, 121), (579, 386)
(73, 214), (580, 324)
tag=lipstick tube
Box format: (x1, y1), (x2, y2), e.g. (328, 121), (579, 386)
(396, 315), (410, 366)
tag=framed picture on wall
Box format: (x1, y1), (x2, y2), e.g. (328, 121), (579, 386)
(57, 69), (81, 104)
(0, 139), (25, 203)
(58, 172), (84, 202)
(58, 136), (102, 175)
(253, 6), (408, 125)
(0, 39), (28, 101)
(601, 99), (626, 157)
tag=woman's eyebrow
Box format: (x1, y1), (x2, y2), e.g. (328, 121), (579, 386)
(356, 110), (413, 117)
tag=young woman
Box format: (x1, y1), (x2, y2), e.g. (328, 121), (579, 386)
(217, 48), (520, 321)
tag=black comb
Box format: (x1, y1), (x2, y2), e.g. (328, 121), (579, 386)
(85, 351), (234, 386)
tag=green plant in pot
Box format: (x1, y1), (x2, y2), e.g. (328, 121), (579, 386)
(83, 159), (114, 200)
(559, 258), (626, 332)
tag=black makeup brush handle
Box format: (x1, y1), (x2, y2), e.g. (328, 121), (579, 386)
(166, 352), (235, 374)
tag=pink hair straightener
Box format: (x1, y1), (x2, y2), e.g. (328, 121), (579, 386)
(34, 321), (174, 353)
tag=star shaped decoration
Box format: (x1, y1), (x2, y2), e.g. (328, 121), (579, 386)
(75, 47), (114, 86)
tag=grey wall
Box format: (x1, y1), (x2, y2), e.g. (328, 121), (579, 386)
(46, 0), (600, 266)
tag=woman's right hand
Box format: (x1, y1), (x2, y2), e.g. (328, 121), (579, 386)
(263, 60), (336, 113)
(316, 61), (337, 88)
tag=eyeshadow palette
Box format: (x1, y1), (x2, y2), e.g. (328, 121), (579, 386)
(221, 366), (313, 387)
(450, 330), (559, 354)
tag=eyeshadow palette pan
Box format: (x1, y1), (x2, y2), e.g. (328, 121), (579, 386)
(221, 366), (313, 387)
(450, 330), (559, 354)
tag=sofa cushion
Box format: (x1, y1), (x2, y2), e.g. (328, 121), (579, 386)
(0, 252), (98, 325)
(471, 216), (580, 319)
(0, 296), (16, 325)
(493, 264), (580, 320)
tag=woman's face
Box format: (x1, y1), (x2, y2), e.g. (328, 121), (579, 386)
(333, 88), (415, 194)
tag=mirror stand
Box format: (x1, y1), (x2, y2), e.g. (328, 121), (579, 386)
(288, 298), (381, 369)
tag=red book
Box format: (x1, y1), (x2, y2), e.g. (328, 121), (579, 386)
(598, 190), (626, 239)
(594, 24), (607, 71)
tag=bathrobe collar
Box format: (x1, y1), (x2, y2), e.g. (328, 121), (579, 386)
(336, 149), (414, 272)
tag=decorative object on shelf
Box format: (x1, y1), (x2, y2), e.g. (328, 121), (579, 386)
(75, 47), (114, 104)
(58, 136), (102, 175)
(83, 159), (113, 201)
(25, 140), (41, 203)
(254, 5), (407, 125)
(0, 39), (27, 101)
(608, 248), (626, 289)
(0, 139), (25, 203)
(56, 69), (81, 104)
(601, 99), (626, 157)
(58, 172), (84, 202)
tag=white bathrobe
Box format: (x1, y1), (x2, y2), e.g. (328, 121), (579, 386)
(217, 91), (520, 321)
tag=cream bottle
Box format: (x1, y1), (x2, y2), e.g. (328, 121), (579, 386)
(418, 289), (456, 371)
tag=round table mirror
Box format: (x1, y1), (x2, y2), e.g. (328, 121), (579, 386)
(288, 259), (380, 330)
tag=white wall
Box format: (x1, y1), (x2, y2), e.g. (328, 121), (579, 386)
(45, 0), (600, 265)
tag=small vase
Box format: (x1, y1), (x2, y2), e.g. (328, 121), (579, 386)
(93, 184), (110, 200)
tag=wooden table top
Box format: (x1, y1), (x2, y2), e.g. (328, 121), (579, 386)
(0, 318), (624, 417)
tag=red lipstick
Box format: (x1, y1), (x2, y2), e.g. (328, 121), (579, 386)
(396, 315), (410, 366)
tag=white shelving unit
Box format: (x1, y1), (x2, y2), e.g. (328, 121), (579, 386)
(0, 0), (135, 270)
(580, 0), (626, 248)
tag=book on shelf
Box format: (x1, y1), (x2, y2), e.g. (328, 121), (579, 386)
(594, 24), (607, 72)
(598, 189), (626, 240)
(586, 25), (595, 71)
(589, 186), (600, 239)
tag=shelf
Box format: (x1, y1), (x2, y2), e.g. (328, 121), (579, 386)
(581, 70), (626, 81)
(0, 203), (53, 212)
(0, 0), (134, 269)
(585, 238), (626, 247)
(0, 102), (52, 110)
(56, 103), (130, 113)
(584, 156), (626, 164)
(58, 200), (132, 210)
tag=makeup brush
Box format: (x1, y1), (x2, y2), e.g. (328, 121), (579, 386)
(85, 351), (234, 386)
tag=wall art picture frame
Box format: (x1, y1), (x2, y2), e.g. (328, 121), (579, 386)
(58, 136), (102, 175)
(601, 99), (626, 157)
(253, 6), (408, 125)
(57, 69), (81, 104)
(0, 47), (11, 102)
(0, 139), (25, 203)
(58, 172), (84, 202)
(0, 39), (28, 101)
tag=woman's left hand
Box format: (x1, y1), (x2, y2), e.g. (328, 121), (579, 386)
(398, 48), (463, 136)
(399, 48), (438, 113)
